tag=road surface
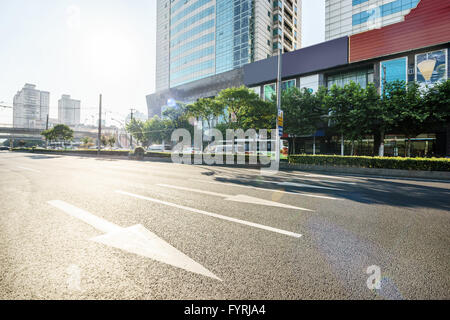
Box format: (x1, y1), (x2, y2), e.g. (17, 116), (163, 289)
(0, 151), (449, 300)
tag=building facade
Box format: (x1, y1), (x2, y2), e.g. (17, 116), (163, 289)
(326, 0), (421, 41)
(155, 0), (302, 92)
(58, 95), (81, 127)
(13, 84), (49, 129)
(245, 0), (450, 156)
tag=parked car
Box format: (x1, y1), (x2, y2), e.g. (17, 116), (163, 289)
(182, 147), (202, 154)
(148, 144), (165, 152)
(207, 144), (245, 154)
(0, 146), (9, 151)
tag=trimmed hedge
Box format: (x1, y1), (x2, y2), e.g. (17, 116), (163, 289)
(288, 155), (450, 172)
(12, 148), (174, 159)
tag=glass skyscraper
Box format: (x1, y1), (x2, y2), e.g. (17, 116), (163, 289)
(156, 0), (302, 91)
(326, 0), (421, 41)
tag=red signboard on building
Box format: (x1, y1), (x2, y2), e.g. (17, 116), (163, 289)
(349, 0), (450, 63)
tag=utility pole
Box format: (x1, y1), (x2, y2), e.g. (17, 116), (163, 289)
(97, 94), (102, 155)
(45, 114), (49, 149)
(129, 108), (134, 150)
(276, 48), (283, 164)
(379, 65), (387, 157)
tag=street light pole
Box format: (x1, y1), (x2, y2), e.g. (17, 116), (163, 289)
(129, 108), (135, 150)
(276, 48), (283, 164)
(97, 94), (102, 156)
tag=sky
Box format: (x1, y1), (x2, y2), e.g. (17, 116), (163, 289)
(0, 0), (325, 126)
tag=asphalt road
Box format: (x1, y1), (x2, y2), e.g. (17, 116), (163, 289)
(0, 151), (449, 300)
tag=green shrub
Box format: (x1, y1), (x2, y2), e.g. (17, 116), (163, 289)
(145, 151), (172, 158)
(133, 147), (145, 159)
(288, 155), (450, 172)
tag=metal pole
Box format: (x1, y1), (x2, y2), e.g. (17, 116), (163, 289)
(379, 65), (387, 157)
(130, 108), (134, 150)
(97, 94), (102, 155)
(45, 114), (49, 149)
(276, 48), (283, 164)
(313, 135), (316, 155)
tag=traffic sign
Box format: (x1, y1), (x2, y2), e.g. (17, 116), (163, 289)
(278, 110), (284, 137)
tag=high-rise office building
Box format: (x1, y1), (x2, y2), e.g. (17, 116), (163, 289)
(58, 95), (81, 127)
(325, 0), (421, 41)
(155, 0), (302, 91)
(13, 84), (49, 129)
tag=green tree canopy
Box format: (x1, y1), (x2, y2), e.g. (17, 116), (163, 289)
(282, 86), (327, 137)
(424, 79), (450, 129)
(325, 82), (368, 142)
(216, 86), (276, 130)
(186, 98), (223, 129)
(383, 81), (428, 156)
(41, 124), (74, 143)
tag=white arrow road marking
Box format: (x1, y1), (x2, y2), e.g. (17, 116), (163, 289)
(17, 166), (41, 173)
(189, 179), (342, 201)
(157, 184), (313, 212)
(274, 181), (343, 191)
(47, 200), (220, 281)
(116, 191), (303, 239)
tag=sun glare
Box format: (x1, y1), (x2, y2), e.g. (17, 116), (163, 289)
(83, 28), (138, 81)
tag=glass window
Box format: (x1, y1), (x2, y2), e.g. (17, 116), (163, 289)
(380, 57), (407, 92)
(352, 0), (420, 26)
(264, 84), (276, 101)
(282, 79), (296, 91)
(327, 69), (374, 89)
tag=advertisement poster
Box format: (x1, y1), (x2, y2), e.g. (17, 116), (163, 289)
(416, 49), (448, 87)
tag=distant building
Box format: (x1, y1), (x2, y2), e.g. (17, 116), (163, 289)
(58, 95), (81, 127)
(13, 84), (49, 129)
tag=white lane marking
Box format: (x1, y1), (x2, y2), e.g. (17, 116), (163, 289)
(17, 166), (41, 173)
(216, 175), (356, 185)
(189, 179), (342, 201)
(158, 184), (225, 198)
(157, 184), (313, 212)
(225, 194), (313, 211)
(47, 200), (220, 280)
(275, 181), (343, 191)
(304, 174), (358, 181)
(116, 190), (303, 239)
(295, 179), (356, 185)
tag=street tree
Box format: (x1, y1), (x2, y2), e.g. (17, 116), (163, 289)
(41, 124), (74, 146)
(352, 83), (391, 156)
(424, 79), (450, 130)
(281, 86), (327, 154)
(325, 82), (366, 155)
(81, 137), (94, 148)
(216, 86), (276, 130)
(107, 135), (116, 148)
(100, 135), (109, 148)
(384, 81), (428, 157)
(126, 119), (149, 147)
(162, 106), (194, 142)
(186, 98), (224, 130)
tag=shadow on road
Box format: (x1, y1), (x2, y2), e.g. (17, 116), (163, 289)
(196, 166), (450, 212)
(24, 155), (62, 160)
